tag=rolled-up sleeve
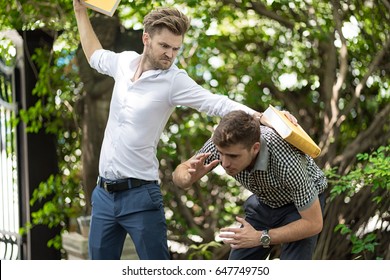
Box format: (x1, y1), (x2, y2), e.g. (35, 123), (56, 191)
(89, 50), (139, 78)
(89, 49), (114, 76)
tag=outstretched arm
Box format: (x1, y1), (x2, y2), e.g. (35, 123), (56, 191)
(73, 0), (103, 62)
(172, 153), (220, 190)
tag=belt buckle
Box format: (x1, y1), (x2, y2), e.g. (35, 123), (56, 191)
(103, 181), (110, 192)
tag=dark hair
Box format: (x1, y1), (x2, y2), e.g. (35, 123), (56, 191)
(212, 110), (260, 150)
(143, 7), (190, 37)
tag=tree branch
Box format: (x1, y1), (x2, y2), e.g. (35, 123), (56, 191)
(249, 1), (295, 29)
(221, 0), (294, 29)
(317, 36), (338, 161)
(166, 183), (204, 233)
(324, 1), (349, 135)
(342, 36), (390, 116)
(332, 103), (390, 173)
(381, 0), (390, 11)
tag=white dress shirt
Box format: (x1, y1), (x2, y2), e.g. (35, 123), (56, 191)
(90, 50), (256, 181)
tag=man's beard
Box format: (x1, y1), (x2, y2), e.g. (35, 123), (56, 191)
(144, 46), (173, 70)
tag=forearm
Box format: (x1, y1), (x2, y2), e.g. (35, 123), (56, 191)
(269, 218), (323, 245)
(270, 199), (323, 244)
(74, 8), (102, 62)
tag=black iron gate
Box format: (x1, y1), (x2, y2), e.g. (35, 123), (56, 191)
(1, 29), (61, 260)
(0, 30), (24, 260)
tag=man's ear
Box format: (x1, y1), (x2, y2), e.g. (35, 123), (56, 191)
(142, 32), (150, 45)
(252, 142), (261, 154)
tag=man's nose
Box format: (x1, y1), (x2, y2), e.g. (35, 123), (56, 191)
(221, 157), (230, 168)
(165, 48), (173, 58)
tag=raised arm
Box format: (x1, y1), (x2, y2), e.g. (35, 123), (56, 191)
(173, 153), (220, 190)
(73, 0), (103, 62)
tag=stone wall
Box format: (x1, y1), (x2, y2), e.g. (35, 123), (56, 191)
(62, 232), (138, 260)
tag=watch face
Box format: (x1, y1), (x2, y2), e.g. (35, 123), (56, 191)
(261, 236), (270, 245)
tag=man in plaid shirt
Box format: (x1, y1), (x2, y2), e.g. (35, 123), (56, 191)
(173, 110), (327, 259)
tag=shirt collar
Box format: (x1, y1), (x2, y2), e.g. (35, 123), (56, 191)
(251, 135), (269, 172)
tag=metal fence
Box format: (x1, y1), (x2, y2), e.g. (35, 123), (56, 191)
(0, 30), (24, 260)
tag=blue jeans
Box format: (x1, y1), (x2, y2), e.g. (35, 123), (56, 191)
(88, 182), (170, 260)
(229, 193), (325, 260)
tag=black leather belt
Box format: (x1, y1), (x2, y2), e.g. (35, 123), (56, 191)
(97, 176), (157, 192)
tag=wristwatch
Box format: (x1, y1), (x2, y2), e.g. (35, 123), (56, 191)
(260, 229), (271, 248)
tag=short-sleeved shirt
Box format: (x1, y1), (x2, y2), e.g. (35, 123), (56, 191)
(89, 50), (256, 181)
(198, 126), (328, 211)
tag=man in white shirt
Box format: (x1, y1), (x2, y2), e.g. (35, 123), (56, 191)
(73, 0), (295, 260)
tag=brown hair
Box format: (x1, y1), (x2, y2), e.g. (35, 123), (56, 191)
(143, 7), (190, 37)
(212, 110), (260, 150)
